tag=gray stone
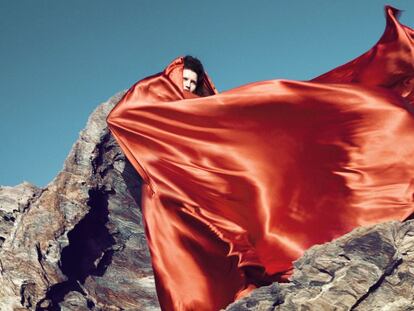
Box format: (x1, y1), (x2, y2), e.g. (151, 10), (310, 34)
(0, 92), (159, 310)
(226, 221), (414, 311)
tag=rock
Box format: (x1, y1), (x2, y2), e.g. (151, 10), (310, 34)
(0, 182), (41, 248)
(0, 92), (160, 310)
(225, 220), (414, 311)
(225, 283), (283, 311)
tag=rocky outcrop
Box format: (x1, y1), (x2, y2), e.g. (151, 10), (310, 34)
(0, 92), (159, 310)
(225, 220), (414, 310)
(1, 92), (413, 310)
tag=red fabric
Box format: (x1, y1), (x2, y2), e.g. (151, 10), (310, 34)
(107, 6), (414, 311)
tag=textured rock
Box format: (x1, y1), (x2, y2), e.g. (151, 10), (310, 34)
(226, 220), (414, 311)
(0, 182), (41, 248)
(0, 92), (160, 310)
(1, 91), (413, 310)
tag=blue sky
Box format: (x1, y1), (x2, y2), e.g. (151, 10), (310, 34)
(1, 0), (413, 187)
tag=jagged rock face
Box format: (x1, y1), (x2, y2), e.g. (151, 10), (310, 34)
(225, 220), (414, 311)
(0, 92), (160, 310)
(1, 92), (413, 311)
(0, 182), (41, 248)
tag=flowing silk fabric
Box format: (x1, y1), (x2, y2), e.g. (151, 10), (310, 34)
(107, 6), (414, 311)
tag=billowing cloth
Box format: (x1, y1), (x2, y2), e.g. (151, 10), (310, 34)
(106, 6), (414, 311)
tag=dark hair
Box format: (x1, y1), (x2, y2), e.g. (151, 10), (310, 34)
(183, 55), (205, 95)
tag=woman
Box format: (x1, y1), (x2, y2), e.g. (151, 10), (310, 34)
(107, 6), (414, 311)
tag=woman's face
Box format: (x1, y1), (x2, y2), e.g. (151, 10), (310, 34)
(183, 69), (198, 93)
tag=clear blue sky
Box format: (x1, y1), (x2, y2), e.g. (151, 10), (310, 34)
(1, 0), (413, 187)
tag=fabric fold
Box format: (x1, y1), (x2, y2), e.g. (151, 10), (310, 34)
(107, 6), (414, 311)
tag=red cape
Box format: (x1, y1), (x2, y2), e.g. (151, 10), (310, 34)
(107, 6), (414, 311)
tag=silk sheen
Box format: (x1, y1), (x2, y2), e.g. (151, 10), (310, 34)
(107, 6), (414, 311)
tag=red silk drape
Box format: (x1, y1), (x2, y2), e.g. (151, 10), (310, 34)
(107, 6), (414, 311)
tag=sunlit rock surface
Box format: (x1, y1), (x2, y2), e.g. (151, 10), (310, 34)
(226, 220), (414, 311)
(0, 92), (159, 311)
